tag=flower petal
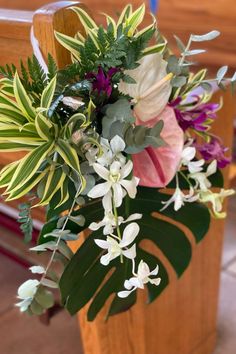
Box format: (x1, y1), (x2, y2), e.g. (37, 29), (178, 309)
(110, 135), (125, 154)
(94, 239), (109, 249)
(118, 290), (133, 298)
(88, 181), (111, 199)
(113, 183), (123, 207)
(132, 106), (184, 187)
(122, 244), (136, 259)
(120, 222), (139, 247)
(120, 178), (138, 198)
(119, 53), (171, 121)
(120, 160), (133, 179)
(93, 163), (109, 180)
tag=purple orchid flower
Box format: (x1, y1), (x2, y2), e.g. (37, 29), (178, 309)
(196, 137), (231, 169)
(170, 96), (219, 132)
(86, 67), (118, 98)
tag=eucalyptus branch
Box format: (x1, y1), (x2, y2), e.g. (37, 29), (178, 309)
(40, 185), (81, 284)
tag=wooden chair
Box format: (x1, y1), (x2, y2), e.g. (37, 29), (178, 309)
(0, 2), (235, 354)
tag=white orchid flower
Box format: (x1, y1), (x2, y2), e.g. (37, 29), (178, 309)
(188, 160), (217, 191)
(15, 279), (39, 312)
(95, 222), (139, 265)
(97, 135), (126, 166)
(181, 146), (205, 173)
(88, 160), (139, 208)
(161, 186), (198, 211)
(118, 260), (161, 298)
(86, 135), (126, 167)
(199, 188), (235, 218)
(89, 212), (142, 235)
(118, 53), (172, 121)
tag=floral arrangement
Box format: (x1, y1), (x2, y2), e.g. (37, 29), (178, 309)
(0, 4), (235, 320)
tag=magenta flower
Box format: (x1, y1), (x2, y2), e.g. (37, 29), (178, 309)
(196, 137), (231, 168)
(170, 97), (219, 132)
(86, 67), (118, 97)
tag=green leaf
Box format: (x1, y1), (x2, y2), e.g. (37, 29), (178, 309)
(190, 30), (220, 42)
(40, 75), (57, 110)
(35, 113), (54, 141)
(13, 72), (36, 121)
(54, 31), (81, 60)
(71, 6), (98, 33)
(7, 141), (54, 193)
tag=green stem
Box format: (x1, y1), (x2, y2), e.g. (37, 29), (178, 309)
(112, 198), (123, 263)
(40, 185), (81, 283)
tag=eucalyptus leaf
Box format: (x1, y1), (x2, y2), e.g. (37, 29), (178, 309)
(217, 66), (228, 84)
(190, 30), (220, 42)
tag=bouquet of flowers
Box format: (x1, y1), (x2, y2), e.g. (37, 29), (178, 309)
(0, 4), (235, 320)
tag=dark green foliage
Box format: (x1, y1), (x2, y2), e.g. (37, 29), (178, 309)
(56, 186), (210, 319)
(17, 202), (33, 243)
(0, 63), (17, 78)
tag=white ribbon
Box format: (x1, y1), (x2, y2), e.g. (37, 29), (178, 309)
(30, 27), (49, 74)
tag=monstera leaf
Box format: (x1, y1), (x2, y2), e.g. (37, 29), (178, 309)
(41, 186), (210, 320)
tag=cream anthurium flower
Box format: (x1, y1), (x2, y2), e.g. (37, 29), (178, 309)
(161, 186), (198, 211)
(188, 160), (217, 191)
(15, 279), (39, 312)
(118, 260), (161, 298)
(89, 212), (142, 235)
(88, 160), (139, 207)
(199, 188), (235, 218)
(181, 146), (205, 173)
(94, 222), (139, 265)
(118, 53), (172, 121)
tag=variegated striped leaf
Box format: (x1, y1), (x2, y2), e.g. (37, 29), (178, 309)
(13, 72), (36, 121)
(126, 4), (145, 36)
(117, 4), (132, 27)
(142, 42), (167, 56)
(54, 32), (82, 60)
(6, 141), (54, 193)
(71, 7), (98, 33)
(38, 166), (67, 206)
(35, 113), (54, 141)
(6, 169), (48, 201)
(41, 76), (57, 111)
(0, 160), (20, 188)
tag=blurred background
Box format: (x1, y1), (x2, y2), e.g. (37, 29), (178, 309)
(0, 0), (235, 353)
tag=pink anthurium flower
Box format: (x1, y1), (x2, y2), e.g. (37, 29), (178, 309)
(132, 106), (184, 187)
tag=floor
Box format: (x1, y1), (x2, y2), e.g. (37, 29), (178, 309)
(0, 193), (235, 354)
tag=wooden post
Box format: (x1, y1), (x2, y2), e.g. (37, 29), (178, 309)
(33, 1), (86, 68)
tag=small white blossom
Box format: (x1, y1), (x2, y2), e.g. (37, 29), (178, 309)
(89, 213), (142, 235)
(15, 279), (39, 312)
(181, 146), (204, 173)
(161, 186), (198, 211)
(29, 266), (45, 274)
(88, 160), (139, 208)
(118, 260), (161, 298)
(199, 188), (235, 218)
(86, 135), (126, 167)
(188, 160), (217, 191)
(95, 222), (139, 265)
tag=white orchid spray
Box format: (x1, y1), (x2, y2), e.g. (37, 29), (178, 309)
(0, 3), (234, 319)
(118, 260), (161, 298)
